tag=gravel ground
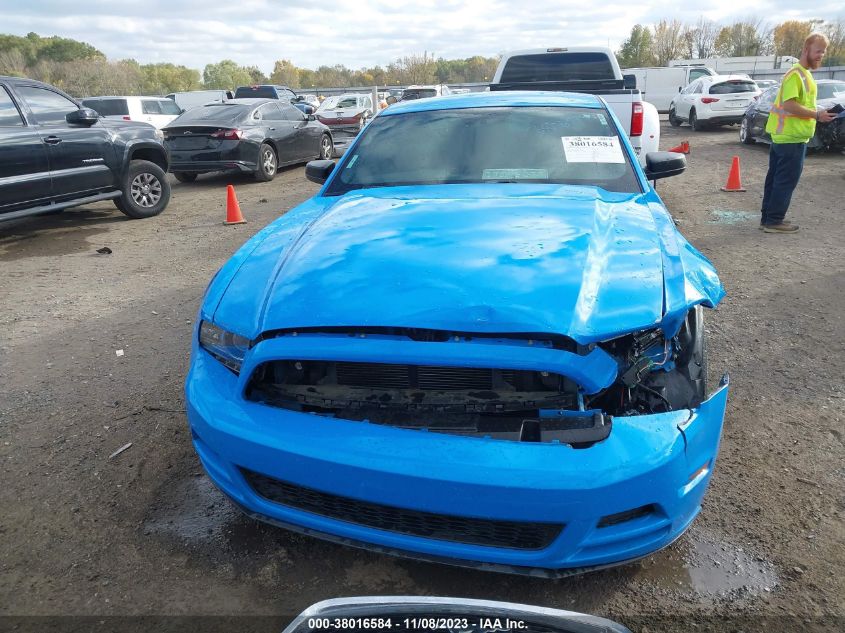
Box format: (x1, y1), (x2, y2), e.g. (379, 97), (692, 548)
(1, 120), (843, 633)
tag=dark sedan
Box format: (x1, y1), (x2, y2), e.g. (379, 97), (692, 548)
(163, 98), (334, 182)
(740, 80), (845, 151)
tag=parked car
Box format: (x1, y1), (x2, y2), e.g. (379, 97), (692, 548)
(740, 79), (845, 151)
(669, 75), (760, 130)
(81, 95), (183, 129)
(753, 79), (778, 91)
(162, 98), (333, 182)
(166, 89), (233, 112)
(400, 84), (452, 100)
(1, 76), (170, 222)
(185, 91), (728, 575)
(233, 85), (315, 115)
(625, 65), (716, 112)
(314, 93), (373, 154)
(296, 93), (320, 110)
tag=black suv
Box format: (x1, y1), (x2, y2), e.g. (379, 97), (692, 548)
(1, 76), (171, 222)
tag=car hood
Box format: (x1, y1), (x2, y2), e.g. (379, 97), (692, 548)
(211, 185), (723, 344)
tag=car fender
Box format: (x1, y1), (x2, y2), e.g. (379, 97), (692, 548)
(120, 139), (169, 178)
(640, 101), (660, 158)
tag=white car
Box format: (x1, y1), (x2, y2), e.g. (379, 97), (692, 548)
(668, 75), (760, 130)
(81, 96), (183, 129)
(401, 84), (452, 100)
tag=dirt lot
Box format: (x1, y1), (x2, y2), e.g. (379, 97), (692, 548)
(1, 121), (843, 633)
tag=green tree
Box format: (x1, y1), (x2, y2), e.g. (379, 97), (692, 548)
(141, 62), (201, 94)
(773, 20), (813, 58)
(269, 59), (300, 88)
(617, 24), (656, 67)
(203, 59), (254, 90)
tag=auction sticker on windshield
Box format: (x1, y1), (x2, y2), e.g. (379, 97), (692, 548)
(562, 136), (625, 163)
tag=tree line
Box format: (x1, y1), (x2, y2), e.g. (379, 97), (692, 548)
(617, 17), (845, 67)
(0, 33), (499, 97)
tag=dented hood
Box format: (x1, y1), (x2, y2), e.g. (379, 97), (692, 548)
(212, 185), (722, 344)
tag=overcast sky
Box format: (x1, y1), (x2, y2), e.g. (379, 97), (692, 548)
(1, 1), (841, 74)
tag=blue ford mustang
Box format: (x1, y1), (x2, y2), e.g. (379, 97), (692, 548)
(186, 92), (728, 575)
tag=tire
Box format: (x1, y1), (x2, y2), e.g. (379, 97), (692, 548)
(668, 107), (681, 128)
(173, 171), (198, 183)
(254, 143), (277, 182)
(114, 159), (170, 219)
(739, 116), (755, 144)
(319, 133), (334, 160)
(689, 109), (704, 131)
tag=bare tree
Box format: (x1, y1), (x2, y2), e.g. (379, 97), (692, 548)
(690, 16), (719, 59)
(822, 17), (845, 65)
(652, 19), (686, 65)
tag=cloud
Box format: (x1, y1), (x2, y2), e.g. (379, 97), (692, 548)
(2, 1), (842, 73)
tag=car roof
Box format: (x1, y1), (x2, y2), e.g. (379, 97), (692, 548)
(705, 74), (756, 83)
(382, 91), (602, 116)
(81, 95), (171, 100)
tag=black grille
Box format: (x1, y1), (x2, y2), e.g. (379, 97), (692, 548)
(334, 362), (515, 391)
(241, 468), (563, 550)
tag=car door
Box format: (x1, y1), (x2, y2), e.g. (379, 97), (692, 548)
(0, 83), (52, 213)
(14, 84), (117, 198)
(752, 87), (777, 140)
(674, 82), (694, 118)
(254, 103), (296, 164)
(279, 102), (313, 161)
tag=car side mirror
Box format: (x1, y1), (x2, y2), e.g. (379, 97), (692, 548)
(305, 159), (336, 184)
(623, 74), (636, 90)
(644, 151), (686, 181)
(386, 96), (397, 105)
(67, 108), (100, 126)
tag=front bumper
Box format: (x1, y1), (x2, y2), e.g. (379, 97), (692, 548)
(186, 342), (728, 573)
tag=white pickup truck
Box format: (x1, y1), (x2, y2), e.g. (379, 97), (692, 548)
(490, 47), (660, 166)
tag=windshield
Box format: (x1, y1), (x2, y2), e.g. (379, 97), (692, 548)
(167, 103), (249, 125)
(499, 53), (615, 82)
(817, 82), (845, 100)
(325, 106), (641, 196)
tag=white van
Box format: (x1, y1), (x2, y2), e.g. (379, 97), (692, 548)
(166, 89), (233, 112)
(625, 66), (716, 112)
(81, 96), (182, 129)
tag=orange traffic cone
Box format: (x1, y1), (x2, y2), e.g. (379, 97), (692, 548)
(720, 156), (746, 192)
(224, 185), (246, 224)
(668, 140), (690, 154)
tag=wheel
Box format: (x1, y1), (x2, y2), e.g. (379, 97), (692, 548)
(319, 133), (334, 160)
(173, 171), (198, 183)
(253, 143), (277, 182)
(114, 160), (170, 219)
(689, 109), (704, 131)
(668, 107), (681, 128)
(739, 117), (755, 144)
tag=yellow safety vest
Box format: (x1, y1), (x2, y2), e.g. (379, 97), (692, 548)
(766, 63), (817, 144)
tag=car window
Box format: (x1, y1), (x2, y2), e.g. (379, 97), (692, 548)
(235, 86), (277, 99)
(142, 99), (163, 114)
(17, 86), (79, 125)
(259, 103), (286, 121)
(82, 98), (129, 116)
(402, 88), (437, 100)
(157, 99), (182, 115)
(817, 82), (845, 99)
(689, 68), (711, 81)
(326, 106), (641, 196)
(172, 103), (250, 125)
(281, 103), (305, 121)
(692, 83), (703, 94)
(0, 86), (24, 126)
(337, 97), (358, 109)
(709, 80), (758, 94)
(499, 52), (615, 82)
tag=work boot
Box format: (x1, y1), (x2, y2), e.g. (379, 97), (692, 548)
(763, 223), (799, 233)
(759, 220), (791, 230)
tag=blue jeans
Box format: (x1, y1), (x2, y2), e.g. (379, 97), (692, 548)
(761, 142), (806, 225)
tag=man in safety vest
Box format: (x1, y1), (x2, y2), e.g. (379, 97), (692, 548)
(760, 32), (836, 233)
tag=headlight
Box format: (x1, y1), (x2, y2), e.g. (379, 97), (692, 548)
(154, 129), (165, 140)
(198, 320), (251, 374)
